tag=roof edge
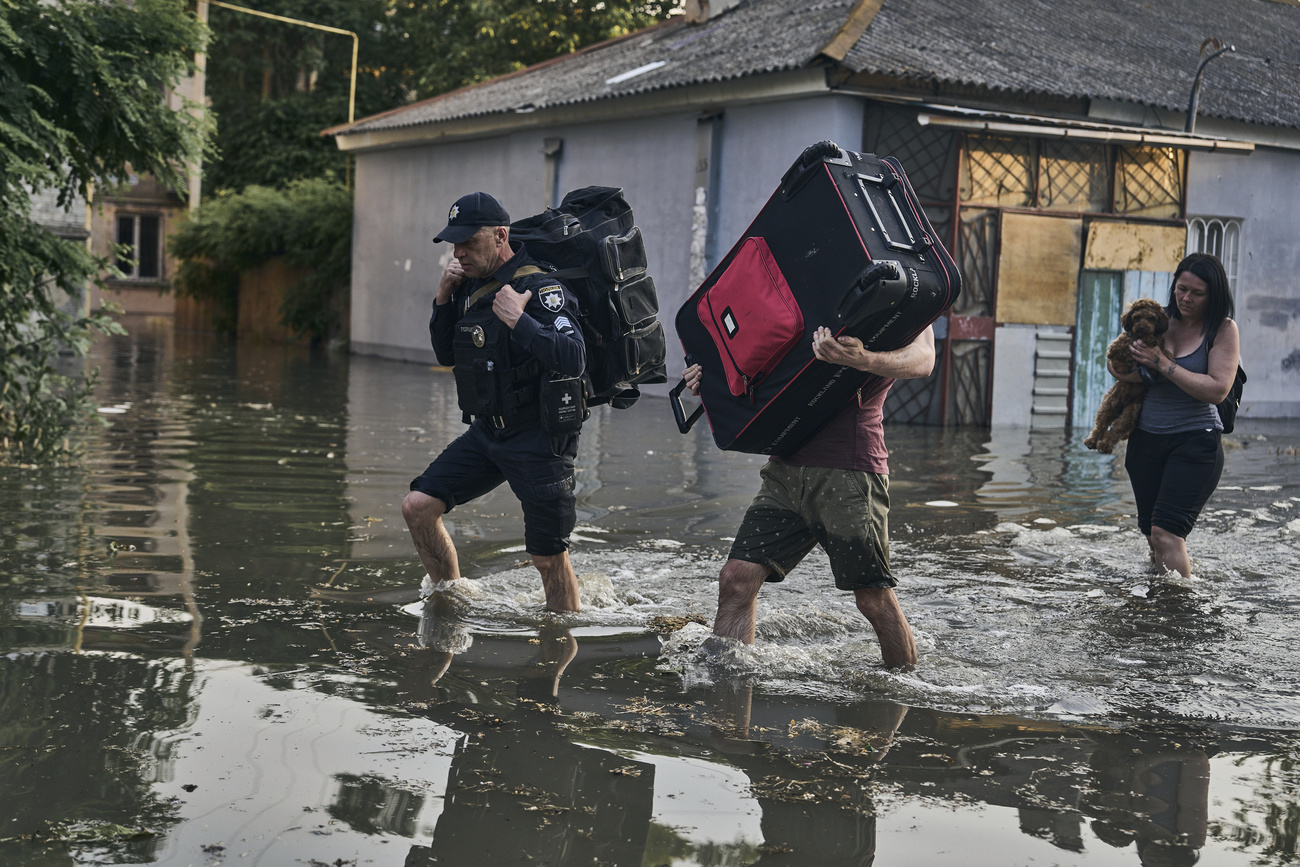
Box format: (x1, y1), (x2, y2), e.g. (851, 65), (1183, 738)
(324, 18), (683, 138)
(334, 67), (833, 153)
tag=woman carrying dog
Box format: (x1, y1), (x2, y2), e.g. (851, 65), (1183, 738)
(1108, 253), (1240, 578)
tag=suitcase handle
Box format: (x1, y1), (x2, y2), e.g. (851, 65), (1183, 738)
(779, 140), (850, 200)
(669, 377), (706, 434)
(837, 260), (911, 327)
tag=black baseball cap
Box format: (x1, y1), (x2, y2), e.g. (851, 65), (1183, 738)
(433, 192), (511, 243)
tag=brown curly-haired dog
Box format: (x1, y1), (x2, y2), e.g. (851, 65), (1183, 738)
(1084, 298), (1171, 454)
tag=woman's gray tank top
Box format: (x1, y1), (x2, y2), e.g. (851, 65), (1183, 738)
(1137, 331), (1222, 434)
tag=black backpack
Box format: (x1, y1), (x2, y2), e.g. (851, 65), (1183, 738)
(511, 187), (667, 408)
(1218, 366), (1247, 434)
(1209, 324), (1247, 434)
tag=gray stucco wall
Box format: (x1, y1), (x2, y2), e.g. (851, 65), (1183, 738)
(712, 97), (865, 256)
(348, 93), (867, 387)
(1187, 146), (1300, 417)
(351, 134), (561, 363)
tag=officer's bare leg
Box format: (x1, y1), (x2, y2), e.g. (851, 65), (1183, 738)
(402, 491), (460, 585)
(713, 559), (770, 644)
(531, 551), (580, 613)
(854, 587), (917, 669)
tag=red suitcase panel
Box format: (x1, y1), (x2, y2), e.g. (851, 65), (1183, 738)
(698, 237), (804, 398)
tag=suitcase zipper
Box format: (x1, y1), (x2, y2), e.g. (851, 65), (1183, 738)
(709, 301), (765, 402)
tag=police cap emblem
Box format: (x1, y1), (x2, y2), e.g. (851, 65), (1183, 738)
(449, 203), (460, 221)
(540, 287), (564, 312)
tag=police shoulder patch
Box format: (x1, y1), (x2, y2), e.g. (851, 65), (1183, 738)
(540, 286), (565, 313)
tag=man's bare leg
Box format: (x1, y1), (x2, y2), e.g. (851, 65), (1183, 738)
(854, 586), (917, 669)
(402, 491), (460, 586)
(713, 559), (770, 644)
(530, 625), (578, 696)
(531, 551), (581, 612)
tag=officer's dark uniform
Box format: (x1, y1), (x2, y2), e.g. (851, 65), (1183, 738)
(409, 241), (587, 557)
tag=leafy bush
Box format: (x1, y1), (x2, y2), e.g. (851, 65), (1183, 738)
(171, 179), (352, 342)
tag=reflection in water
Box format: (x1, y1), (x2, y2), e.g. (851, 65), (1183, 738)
(403, 609), (655, 866)
(706, 679), (901, 866)
(0, 652), (193, 859)
(1085, 733), (1209, 866)
(0, 323), (1298, 864)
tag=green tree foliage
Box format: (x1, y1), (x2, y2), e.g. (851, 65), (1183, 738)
(0, 0), (207, 461)
(204, 0), (681, 193)
(396, 0), (681, 99)
(204, 0), (407, 193)
(187, 0), (677, 346)
(171, 179), (352, 342)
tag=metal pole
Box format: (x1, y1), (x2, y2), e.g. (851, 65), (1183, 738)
(190, 0), (209, 211)
(206, 0), (358, 186)
(1185, 38), (1234, 134)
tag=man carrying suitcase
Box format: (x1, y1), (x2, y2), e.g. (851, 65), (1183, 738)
(402, 192), (587, 612)
(683, 324), (935, 668)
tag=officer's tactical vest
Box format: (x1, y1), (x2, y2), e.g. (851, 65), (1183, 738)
(451, 265), (546, 429)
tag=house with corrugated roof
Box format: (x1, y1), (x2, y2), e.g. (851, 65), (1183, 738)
(328, 0), (1300, 426)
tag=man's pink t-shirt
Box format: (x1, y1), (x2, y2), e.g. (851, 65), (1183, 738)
(781, 377), (893, 474)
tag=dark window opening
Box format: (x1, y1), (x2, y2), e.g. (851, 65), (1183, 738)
(114, 214), (163, 280)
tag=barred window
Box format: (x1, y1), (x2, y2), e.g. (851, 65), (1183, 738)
(1186, 216), (1241, 293)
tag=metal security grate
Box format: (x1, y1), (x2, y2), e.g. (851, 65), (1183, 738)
(955, 208), (996, 318)
(947, 340), (990, 425)
(961, 136), (1034, 207)
(863, 104), (958, 203)
(922, 204), (953, 256)
(1116, 146), (1184, 218)
(1039, 140), (1109, 212)
(885, 348), (944, 425)
(1186, 216), (1241, 292)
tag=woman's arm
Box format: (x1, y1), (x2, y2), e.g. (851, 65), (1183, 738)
(1107, 353), (1144, 383)
(1130, 319), (1240, 403)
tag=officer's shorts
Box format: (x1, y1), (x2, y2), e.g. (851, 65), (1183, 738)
(410, 421), (578, 557)
(728, 460), (896, 591)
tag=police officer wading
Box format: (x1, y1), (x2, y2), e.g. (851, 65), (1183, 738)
(403, 192), (587, 612)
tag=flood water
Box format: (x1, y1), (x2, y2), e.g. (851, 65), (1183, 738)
(2, 316), (1299, 866)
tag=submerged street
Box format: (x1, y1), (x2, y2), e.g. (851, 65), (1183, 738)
(2, 318), (1298, 866)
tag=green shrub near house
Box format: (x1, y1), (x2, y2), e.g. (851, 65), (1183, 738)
(170, 178), (352, 343)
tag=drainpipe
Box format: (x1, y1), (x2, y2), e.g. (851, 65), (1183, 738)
(1185, 38), (1234, 134)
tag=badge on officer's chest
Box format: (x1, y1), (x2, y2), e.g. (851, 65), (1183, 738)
(470, 325), (485, 347)
(540, 287), (564, 312)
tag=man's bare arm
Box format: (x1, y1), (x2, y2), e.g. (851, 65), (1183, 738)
(812, 325), (935, 380)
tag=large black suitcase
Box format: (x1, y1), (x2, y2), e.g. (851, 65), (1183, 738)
(671, 141), (962, 455)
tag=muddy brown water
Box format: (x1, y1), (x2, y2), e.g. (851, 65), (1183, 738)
(2, 317), (1299, 866)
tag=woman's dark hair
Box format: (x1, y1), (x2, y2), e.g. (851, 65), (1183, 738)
(1167, 252), (1234, 334)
